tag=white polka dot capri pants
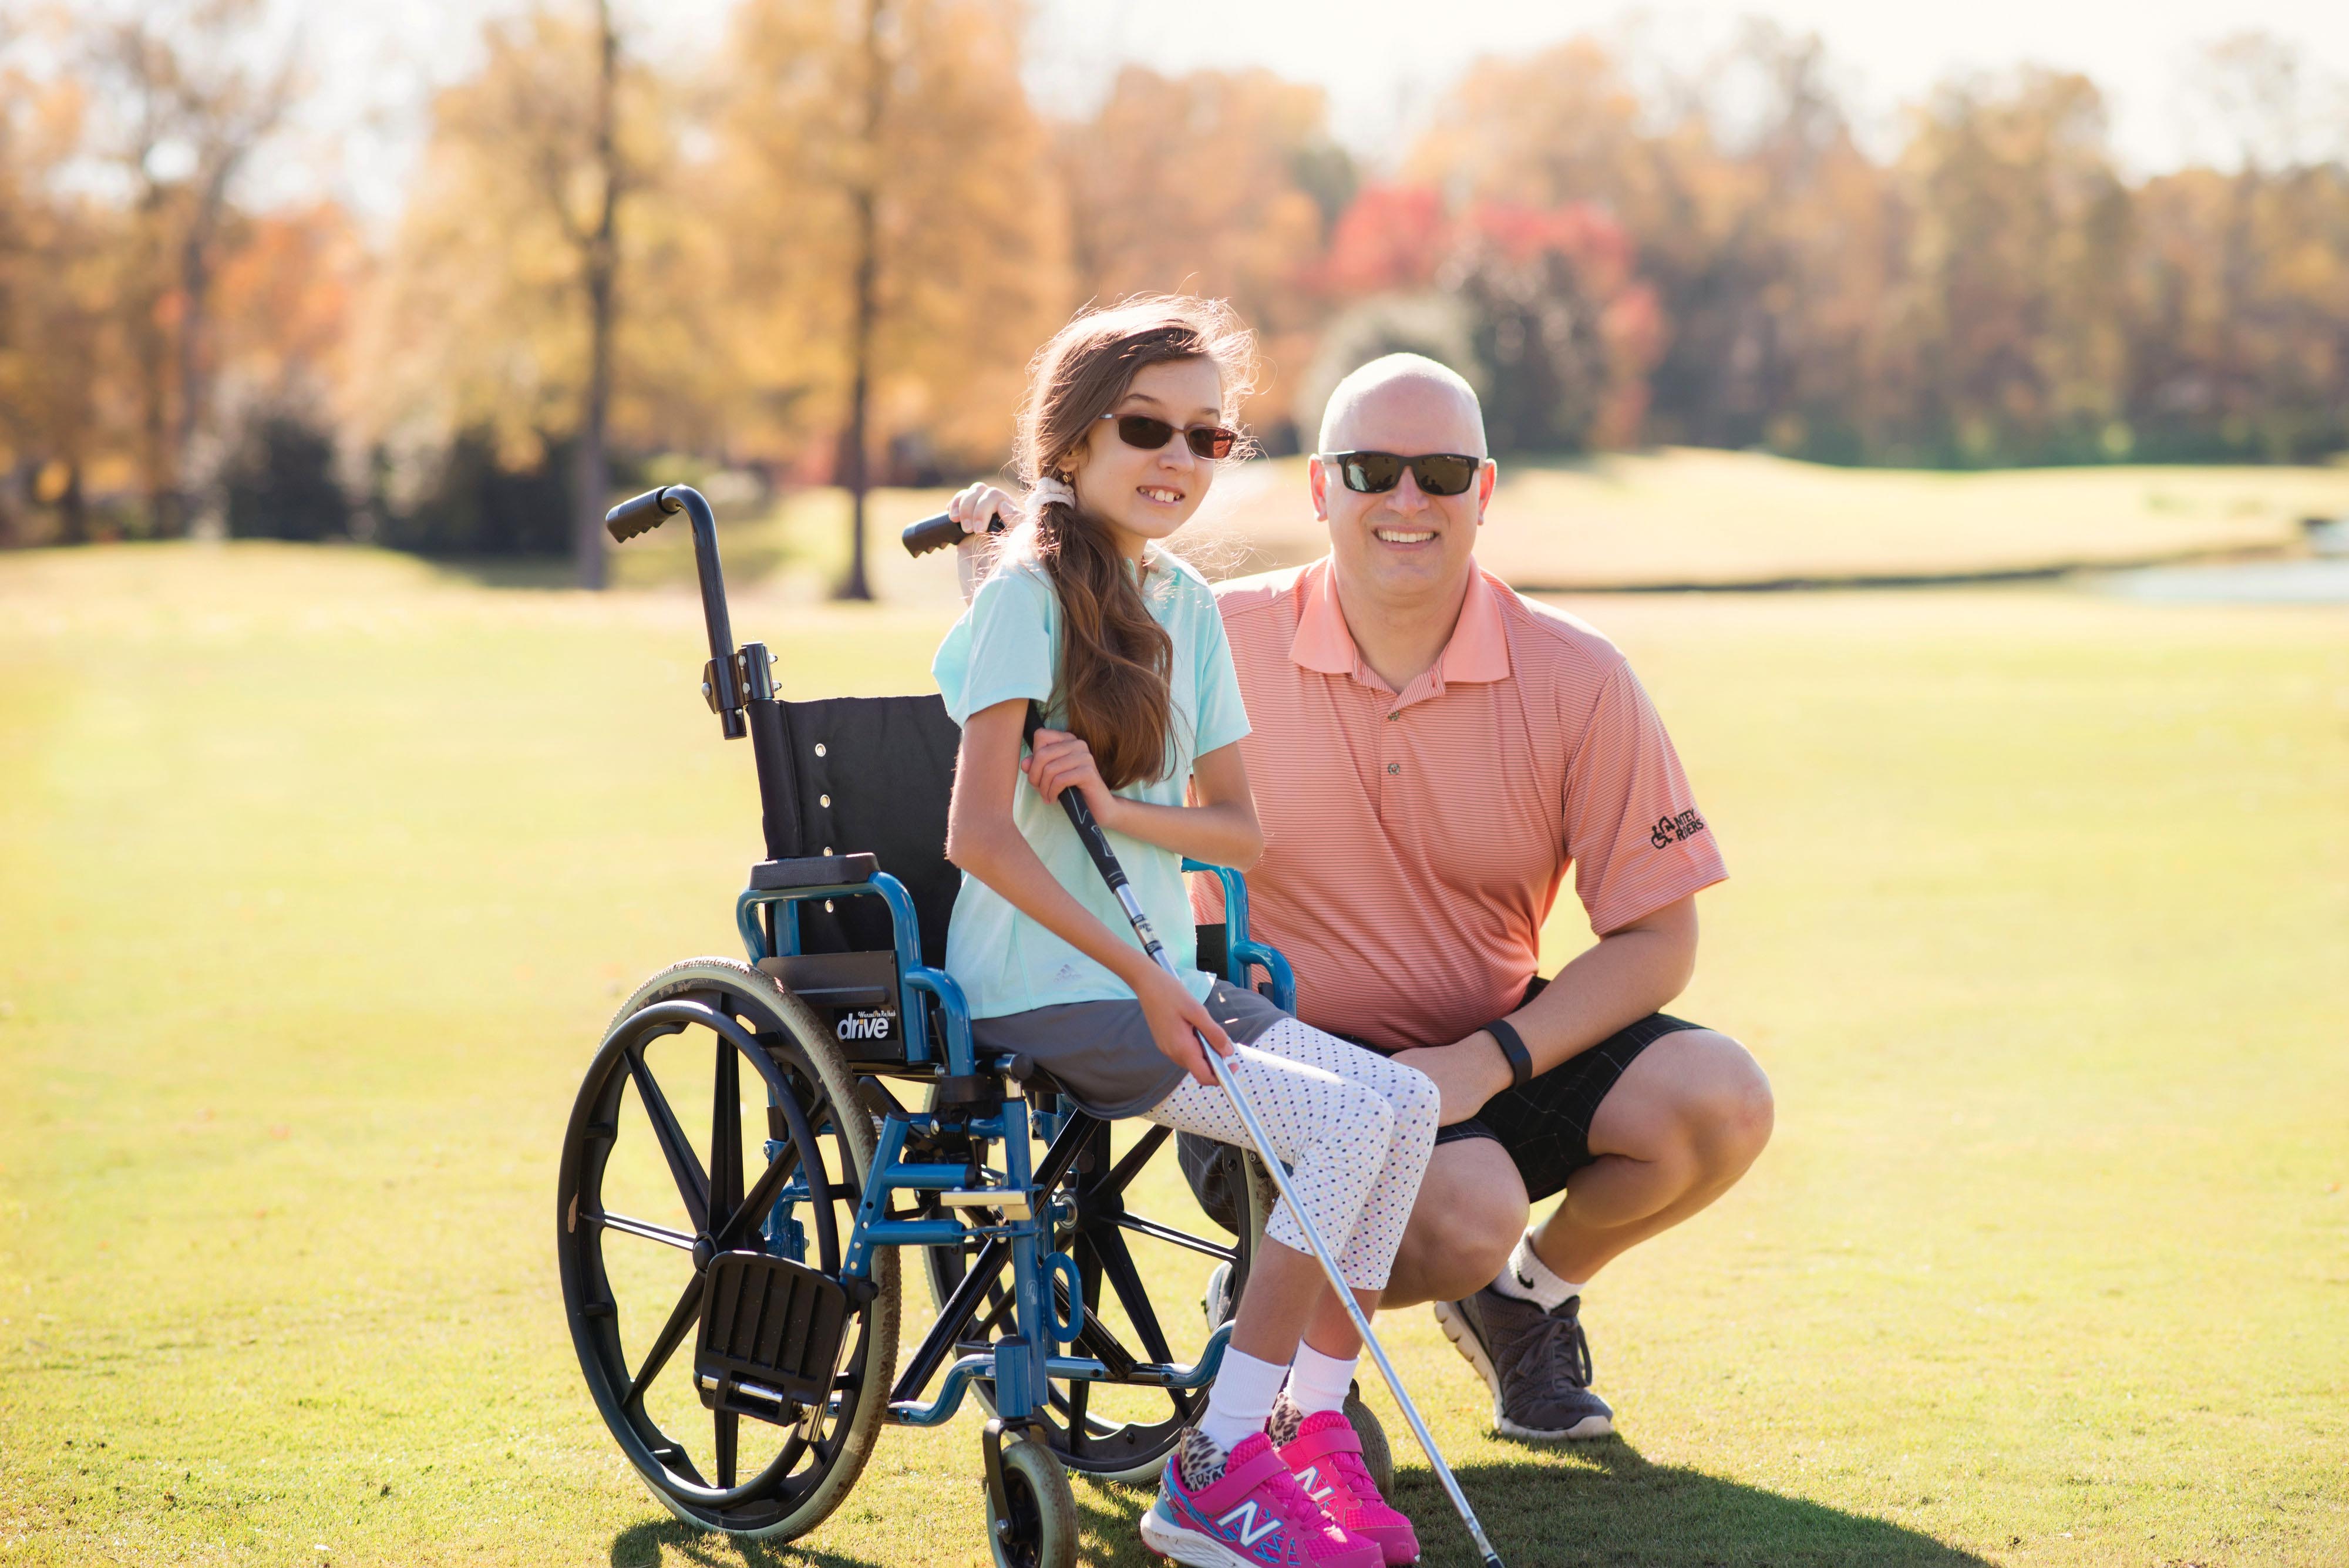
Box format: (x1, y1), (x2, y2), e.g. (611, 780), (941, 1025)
(969, 979), (1441, 1291)
(1139, 991), (1439, 1292)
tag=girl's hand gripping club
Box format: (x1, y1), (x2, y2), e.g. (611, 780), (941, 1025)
(1019, 704), (1508, 1568)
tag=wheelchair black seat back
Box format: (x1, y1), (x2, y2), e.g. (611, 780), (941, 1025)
(555, 487), (1370, 1568)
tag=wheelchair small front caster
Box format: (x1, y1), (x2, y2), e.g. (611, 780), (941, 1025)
(984, 1422), (1078, 1568)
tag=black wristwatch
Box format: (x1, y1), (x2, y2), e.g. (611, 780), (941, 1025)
(1485, 1018), (1534, 1091)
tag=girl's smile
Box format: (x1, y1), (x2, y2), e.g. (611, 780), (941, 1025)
(1072, 355), (1228, 559)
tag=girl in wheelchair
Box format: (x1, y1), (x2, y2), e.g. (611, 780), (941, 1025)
(934, 295), (1439, 1568)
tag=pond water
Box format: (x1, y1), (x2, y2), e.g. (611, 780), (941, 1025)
(2095, 558), (2349, 604)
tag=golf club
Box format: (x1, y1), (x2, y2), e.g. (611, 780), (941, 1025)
(1019, 702), (1509, 1568)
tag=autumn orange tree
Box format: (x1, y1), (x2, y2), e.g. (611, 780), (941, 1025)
(1059, 67), (1349, 443)
(0, 55), (116, 544)
(73, 0), (294, 537)
(359, 0), (679, 584)
(710, 0), (1066, 598)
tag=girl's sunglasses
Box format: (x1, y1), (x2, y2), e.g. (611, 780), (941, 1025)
(1322, 450), (1485, 497)
(1101, 413), (1239, 460)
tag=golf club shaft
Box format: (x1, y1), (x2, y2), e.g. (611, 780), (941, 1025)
(1025, 710), (1506, 1567)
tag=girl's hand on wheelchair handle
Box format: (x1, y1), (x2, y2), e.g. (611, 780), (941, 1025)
(947, 482), (1018, 537)
(1132, 961), (1233, 1087)
(1024, 728), (1123, 832)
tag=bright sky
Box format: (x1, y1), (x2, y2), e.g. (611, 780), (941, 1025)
(275, 0), (2349, 216)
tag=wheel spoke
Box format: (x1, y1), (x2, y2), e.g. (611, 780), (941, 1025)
(625, 1273), (706, 1408)
(711, 1039), (743, 1243)
(1099, 1124), (1170, 1197)
(587, 1210), (696, 1251)
(627, 1048), (710, 1233)
(712, 1138), (803, 1253)
(1114, 1214), (1236, 1261)
(714, 1408), (738, 1490)
(1064, 1372), (1089, 1459)
(1091, 1226), (1177, 1367)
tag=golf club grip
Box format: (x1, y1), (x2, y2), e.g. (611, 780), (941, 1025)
(1022, 704), (1139, 902)
(902, 510), (1005, 557)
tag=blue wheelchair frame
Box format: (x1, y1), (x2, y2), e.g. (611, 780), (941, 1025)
(733, 860), (1296, 1434)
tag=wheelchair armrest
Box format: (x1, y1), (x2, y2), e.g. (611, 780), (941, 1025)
(752, 853), (879, 890)
(1181, 860), (1253, 945)
(1182, 860), (1297, 1012)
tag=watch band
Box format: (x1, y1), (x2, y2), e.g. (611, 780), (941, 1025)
(1485, 1017), (1534, 1091)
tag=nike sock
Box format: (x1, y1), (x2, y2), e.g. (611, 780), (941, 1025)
(1197, 1345), (1288, 1456)
(1285, 1342), (1359, 1419)
(1490, 1229), (1585, 1312)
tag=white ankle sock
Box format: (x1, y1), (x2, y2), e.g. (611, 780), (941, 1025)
(1199, 1346), (1288, 1452)
(1491, 1230), (1584, 1312)
(1285, 1342), (1359, 1418)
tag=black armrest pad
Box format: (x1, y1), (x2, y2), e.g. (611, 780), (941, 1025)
(1195, 921), (1229, 977)
(751, 853), (879, 890)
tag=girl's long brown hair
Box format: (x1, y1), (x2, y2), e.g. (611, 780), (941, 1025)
(1012, 296), (1254, 790)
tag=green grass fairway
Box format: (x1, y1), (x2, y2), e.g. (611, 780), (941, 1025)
(611, 449), (2349, 603)
(2, 544), (2344, 1566)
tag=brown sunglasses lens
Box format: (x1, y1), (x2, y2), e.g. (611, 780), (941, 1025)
(1115, 415), (1236, 460)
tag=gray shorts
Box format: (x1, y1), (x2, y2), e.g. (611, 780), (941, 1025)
(968, 981), (1290, 1117)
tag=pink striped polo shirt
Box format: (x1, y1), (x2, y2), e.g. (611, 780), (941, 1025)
(1194, 557), (1726, 1052)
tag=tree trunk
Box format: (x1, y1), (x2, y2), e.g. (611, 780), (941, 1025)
(838, 187), (877, 602)
(134, 218), (174, 538)
(575, 0), (621, 590)
(171, 221), (216, 539)
(833, 0), (887, 603)
(60, 460), (88, 546)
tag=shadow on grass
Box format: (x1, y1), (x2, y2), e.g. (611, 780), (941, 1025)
(1065, 1437), (1988, 1567)
(607, 1517), (883, 1568)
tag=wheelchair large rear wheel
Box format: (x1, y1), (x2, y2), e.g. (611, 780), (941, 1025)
(921, 1115), (1271, 1485)
(558, 958), (899, 1538)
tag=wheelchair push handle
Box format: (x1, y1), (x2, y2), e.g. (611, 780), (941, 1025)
(604, 484), (751, 740)
(605, 484), (685, 542)
(902, 509), (1006, 558)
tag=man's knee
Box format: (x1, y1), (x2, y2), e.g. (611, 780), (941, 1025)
(1595, 1028), (1773, 1175)
(1389, 1143), (1525, 1300)
(1672, 1029), (1773, 1169)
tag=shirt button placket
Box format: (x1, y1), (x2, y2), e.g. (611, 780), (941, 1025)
(1379, 705), (1403, 820)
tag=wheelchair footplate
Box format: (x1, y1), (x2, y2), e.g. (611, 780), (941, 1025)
(693, 1250), (851, 1425)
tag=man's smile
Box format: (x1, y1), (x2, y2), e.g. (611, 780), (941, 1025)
(1374, 526), (1438, 546)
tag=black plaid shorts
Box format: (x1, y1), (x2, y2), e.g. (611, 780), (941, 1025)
(1439, 1010), (1705, 1201)
(1179, 991), (1709, 1228)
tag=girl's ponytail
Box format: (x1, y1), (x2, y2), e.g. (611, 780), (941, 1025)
(1011, 297), (1255, 792)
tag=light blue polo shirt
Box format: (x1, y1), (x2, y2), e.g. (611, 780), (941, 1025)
(931, 551), (1251, 1019)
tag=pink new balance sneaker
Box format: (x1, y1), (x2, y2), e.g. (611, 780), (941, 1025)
(1278, 1409), (1421, 1566)
(1140, 1431), (1382, 1568)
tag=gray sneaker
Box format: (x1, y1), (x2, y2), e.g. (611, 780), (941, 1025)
(1432, 1287), (1614, 1440)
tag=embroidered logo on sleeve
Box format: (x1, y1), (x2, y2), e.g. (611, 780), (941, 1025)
(1649, 809), (1707, 849)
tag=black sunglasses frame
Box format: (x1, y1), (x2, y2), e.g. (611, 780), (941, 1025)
(1320, 450), (1486, 497)
(1100, 413), (1239, 461)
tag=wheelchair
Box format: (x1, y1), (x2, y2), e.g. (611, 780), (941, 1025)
(557, 486), (1388, 1567)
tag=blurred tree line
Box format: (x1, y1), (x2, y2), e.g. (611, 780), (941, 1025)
(2, 4), (2345, 587)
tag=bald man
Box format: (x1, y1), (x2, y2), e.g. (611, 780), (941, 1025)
(1179, 355), (1772, 1442)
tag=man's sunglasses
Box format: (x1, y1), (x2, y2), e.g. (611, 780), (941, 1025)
(1321, 450), (1485, 497)
(1101, 413), (1239, 460)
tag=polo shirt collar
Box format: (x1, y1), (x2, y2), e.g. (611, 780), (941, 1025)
(1290, 557), (1512, 688)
